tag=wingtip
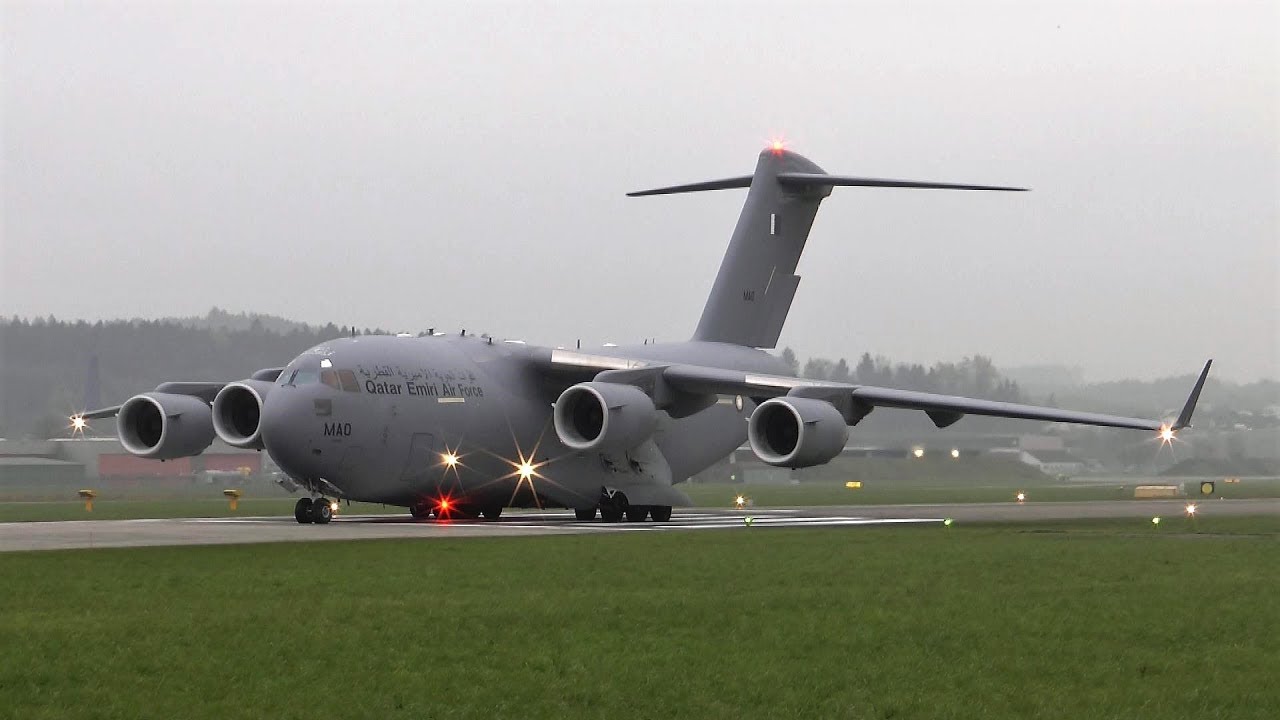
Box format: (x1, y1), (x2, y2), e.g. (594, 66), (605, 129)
(1173, 359), (1213, 431)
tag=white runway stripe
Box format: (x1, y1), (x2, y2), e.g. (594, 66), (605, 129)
(187, 511), (945, 532)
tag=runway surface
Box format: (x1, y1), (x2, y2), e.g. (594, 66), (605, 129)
(0, 498), (1275, 552)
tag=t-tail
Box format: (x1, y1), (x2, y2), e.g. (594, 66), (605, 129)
(629, 146), (1027, 349)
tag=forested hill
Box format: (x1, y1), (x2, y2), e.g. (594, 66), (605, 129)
(166, 307), (314, 334)
(1, 315), (351, 438)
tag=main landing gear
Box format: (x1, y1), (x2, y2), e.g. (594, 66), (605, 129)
(594, 491), (672, 523)
(294, 497), (335, 524)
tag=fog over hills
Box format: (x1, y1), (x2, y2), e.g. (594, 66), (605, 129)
(3, 3), (1275, 385)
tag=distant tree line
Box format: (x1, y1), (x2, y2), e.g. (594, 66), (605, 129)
(774, 347), (1030, 435)
(775, 345), (1280, 450)
(0, 312), (363, 438)
(780, 347), (1026, 403)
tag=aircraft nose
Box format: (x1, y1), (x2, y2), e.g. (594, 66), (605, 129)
(261, 386), (318, 481)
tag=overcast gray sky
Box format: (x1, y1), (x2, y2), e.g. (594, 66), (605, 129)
(3, 0), (1276, 382)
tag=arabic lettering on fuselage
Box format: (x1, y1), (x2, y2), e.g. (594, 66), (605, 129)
(356, 364), (485, 399)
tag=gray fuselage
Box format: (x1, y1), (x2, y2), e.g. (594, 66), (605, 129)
(259, 335), (789, 511)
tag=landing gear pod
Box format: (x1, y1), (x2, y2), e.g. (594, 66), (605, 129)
(212, 380), (274, 450)
(117, 392), (216, 459)
(553, 382), (657, 453)
(747, 397), (849, 468)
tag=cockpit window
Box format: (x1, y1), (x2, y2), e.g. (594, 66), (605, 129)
(338, 370), (361, 392)
(279, 355), (344, 388)
(320, 368), (362, 392)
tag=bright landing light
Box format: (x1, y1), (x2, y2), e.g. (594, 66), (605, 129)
(1016, 492), (1027, 503)
(517, 461), (535, 480)
(1185, 503), (1198, 517)
(68, 415), (89, 438)
(1159, 425), (1175, 445)
(734, 495), (746, 509)
(442, 452), (459, 468)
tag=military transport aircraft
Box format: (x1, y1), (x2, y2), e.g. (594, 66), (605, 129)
(74, 145), (1211, 524)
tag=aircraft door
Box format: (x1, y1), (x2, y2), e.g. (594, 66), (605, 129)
(399, 433), (438, 484)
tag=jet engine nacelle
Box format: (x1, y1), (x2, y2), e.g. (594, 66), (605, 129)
(117, 392), (216, 460)
(747, 397), (849, 468)
(553, 382), (658, 453)
(212, 380), (274, 450)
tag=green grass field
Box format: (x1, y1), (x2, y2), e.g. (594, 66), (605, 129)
(1, 517), (1276, 719)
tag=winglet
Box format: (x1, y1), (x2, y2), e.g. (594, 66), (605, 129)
(1173, 360), (1212, 430)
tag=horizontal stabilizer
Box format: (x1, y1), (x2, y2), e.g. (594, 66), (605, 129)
(626, 176), (753, 196)
(627, 173), (1025, 197)
(777, 173), (1027, 192)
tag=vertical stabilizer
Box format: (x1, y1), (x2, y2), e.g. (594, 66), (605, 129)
(693, 149), (830, 348)
(627, 148), (1026, 349)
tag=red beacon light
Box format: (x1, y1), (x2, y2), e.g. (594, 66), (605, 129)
(769, 139), (786, 155)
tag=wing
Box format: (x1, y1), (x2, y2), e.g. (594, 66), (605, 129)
(72, 368), (285, 421)
(542, 348), (1211, 434)
(660, 360), (1211, 433)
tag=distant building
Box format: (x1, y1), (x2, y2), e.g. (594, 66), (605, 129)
(0, 437), (273, 495)
(991, 448), (1084, 477)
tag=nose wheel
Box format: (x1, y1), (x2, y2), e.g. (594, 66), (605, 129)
(294, 497), (335, 524)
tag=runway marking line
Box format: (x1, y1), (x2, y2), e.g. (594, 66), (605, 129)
(185, 512), (945, 532)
